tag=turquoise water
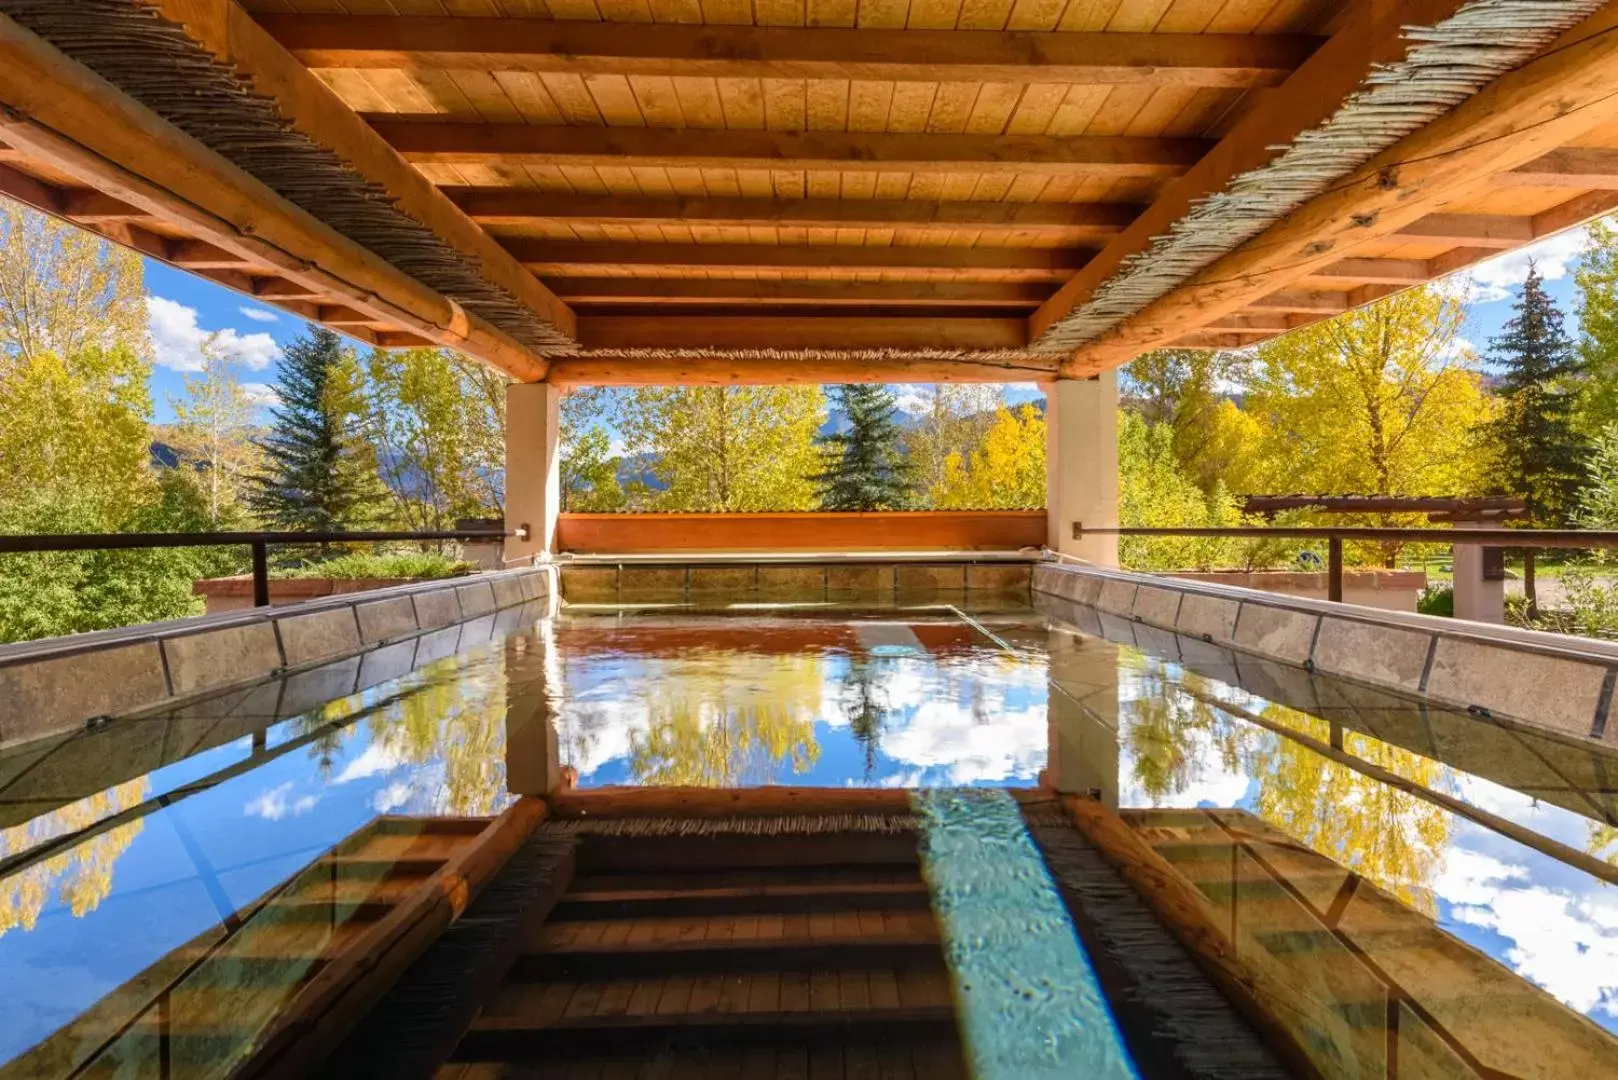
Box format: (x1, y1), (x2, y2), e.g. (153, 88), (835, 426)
(2, 597), (1617, 1076)
(914, 788), (1137, 1080)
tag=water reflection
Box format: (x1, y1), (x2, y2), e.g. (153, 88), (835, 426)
(0, 781), (148, 938)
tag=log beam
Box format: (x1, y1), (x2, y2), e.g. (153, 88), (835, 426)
(575, 314), (1027, 351)
(547, 352), (1059, 385)
(549, 278), (1055, 308)
(1064, 4), (1618, 373)
(374, 122), (1208, 178)
(263, 16), (1321, 88)
(512, 240), (1089, 279)
(1029, 0), (1476, 341)
(449, 189), (1139, 235)
(0, 9), (557, 378)
(122, 0), (572, 350)
(1501, 146), (1618, 188)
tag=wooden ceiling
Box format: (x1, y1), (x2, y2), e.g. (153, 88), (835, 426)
(3, 0), (1618, 382)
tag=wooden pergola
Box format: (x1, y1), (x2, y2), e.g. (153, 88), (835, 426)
(2, 0), (1618, 388)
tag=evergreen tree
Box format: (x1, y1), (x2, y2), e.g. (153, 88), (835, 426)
(814, 384), (913, 510)
(249, 327), (389, 533)
(1487, 263), (1588, 527)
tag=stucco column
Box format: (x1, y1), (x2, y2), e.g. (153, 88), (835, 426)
(1044, 374), (1120, 567)
(504, 381), (562, 565)
(1452, 522), (1505, 624)
(1042, 627), (1121, 809)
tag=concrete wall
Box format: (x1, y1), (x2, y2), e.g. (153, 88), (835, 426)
(1166, 569), (1427, 613)
(1033, 562), (1618, 749)
(0, 566), (556, 751)
(192, 574), (449, 614)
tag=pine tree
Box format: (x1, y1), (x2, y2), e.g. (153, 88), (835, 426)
(1487, 263), (1588, 528)
(249, 327), (389, 534)
(813, 384), (913, 510)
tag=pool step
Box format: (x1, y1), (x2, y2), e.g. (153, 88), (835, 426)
(447, 830), (968, 1078)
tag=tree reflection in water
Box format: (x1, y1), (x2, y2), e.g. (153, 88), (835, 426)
(1122, 662), (1451, 917)
(840, 656), (892, 781)
(0, 779), (148, 937)
(361, 653), (512, 815)
(628, 651), (822, 787)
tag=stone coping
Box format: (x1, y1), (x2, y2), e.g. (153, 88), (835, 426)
(0, 566), (556, 750)
(1032, 562), (1618, 748)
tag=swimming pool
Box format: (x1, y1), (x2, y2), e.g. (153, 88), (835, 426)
(1, 596), (1614, 1077)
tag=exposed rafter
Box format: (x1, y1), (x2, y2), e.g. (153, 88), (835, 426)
(447, 189), (1139, 236)
(576, 315), (1027, 351)
(1063, 2), (1618, 372)
(549, 279), (1055, 308)
(263, 16), (1322, 88)
(509, 241), (1091, 279)
(373, 123), (1209, 179)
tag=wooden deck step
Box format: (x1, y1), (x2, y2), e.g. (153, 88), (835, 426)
(572, 863), (921, 893)
(516, 935), (945, 980)
(575, 834), (921, 873)
(552, 880), (932, 920)
(456, 1005), (958, 1058)
(437, 1036), (969, 1079)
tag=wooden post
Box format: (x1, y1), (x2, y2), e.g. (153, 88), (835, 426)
(251, 541), (270, 608)
(1524, 548), (1538, 621)
(1327, 536), (1343, 602)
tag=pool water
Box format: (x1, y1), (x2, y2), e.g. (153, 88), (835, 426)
(1, 597), (1615, 1078)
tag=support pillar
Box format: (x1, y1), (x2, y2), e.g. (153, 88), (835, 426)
(1045, 373), (1120, 567)
(504, 382), (562, 566)
(1042, 629), (1121, 809)
(1452, 522), (1505, 624)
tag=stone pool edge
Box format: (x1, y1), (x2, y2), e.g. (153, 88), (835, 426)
(0, 565), (559, 749)
(1033, 562), (1618, 749)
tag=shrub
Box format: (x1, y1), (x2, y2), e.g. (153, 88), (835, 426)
(1416, 584), (1454, 618)
(279, 552), (476, 581)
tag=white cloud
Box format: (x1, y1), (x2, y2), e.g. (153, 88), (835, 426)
(371, 781), (413, 813)
(1433, 846), (1618, 1019)
(238, 306), (279, 323)
(242, 382), (279, 408)
(334, 741), (404, 784)
(244, 781), (319, 821)
(148, 295), (279, 372)
(1465, 228), (1593, 304)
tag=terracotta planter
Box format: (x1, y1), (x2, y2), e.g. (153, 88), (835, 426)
(192, 575), (439, 614)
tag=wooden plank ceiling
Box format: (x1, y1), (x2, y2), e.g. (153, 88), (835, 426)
(3, 0), (1618, 382)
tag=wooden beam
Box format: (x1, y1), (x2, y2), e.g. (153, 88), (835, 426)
(547, 353), (1059, 385)
(575, 314), (1026, 351)
(549, 278), (1055, 308)
(1029, 0), (1477, 341)
(448, 189), (1140, 235)
(0, 10), (553, 379)
(1395, 213), (1534, 248)
(135, 0), (573, 350)
(512, 241), (1090, 279)
(1306, 257), (1431, 285)
(1063, 4), (1618, 373)
(374, 123), (1208, 178)
(1169, 330), (1272, 349)
(264, 16), (1320, 88)
(1502, 147), (1618, 188)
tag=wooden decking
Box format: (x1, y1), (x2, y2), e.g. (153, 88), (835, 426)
(439, 831), (968, 1079)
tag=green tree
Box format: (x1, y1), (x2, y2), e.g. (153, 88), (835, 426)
(167, 334), (262, 527)
(1121, 349), (1243, 492)
(1118, 411), (1252, 571)
(1488, 263), (1588, 527)
(1574, 217), (1618, 437)
(364, 347), (505, 531)
(1245, 286), (1496, 564)
(1577, 421), (1618, 531)
(933, 403), (1046, 509)
(0, 201), (146, 364)
(814, 384), (913, 510)
(558, 388), (626, 512)
(619, 386), (824, 511)
(905, 385), (1001, 506)
(249, 327), (390, 534)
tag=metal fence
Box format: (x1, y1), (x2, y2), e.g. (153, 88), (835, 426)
(0, 527), (520, 607)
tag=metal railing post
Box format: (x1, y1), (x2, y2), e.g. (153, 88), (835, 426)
(1327, 536), (1343, 603)
(250, 541), (270, 608)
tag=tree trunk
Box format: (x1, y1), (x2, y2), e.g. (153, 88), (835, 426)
(1524, 550), (1538, 622)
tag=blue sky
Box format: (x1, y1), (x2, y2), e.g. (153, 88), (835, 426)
(140, 218), (1607, 424)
